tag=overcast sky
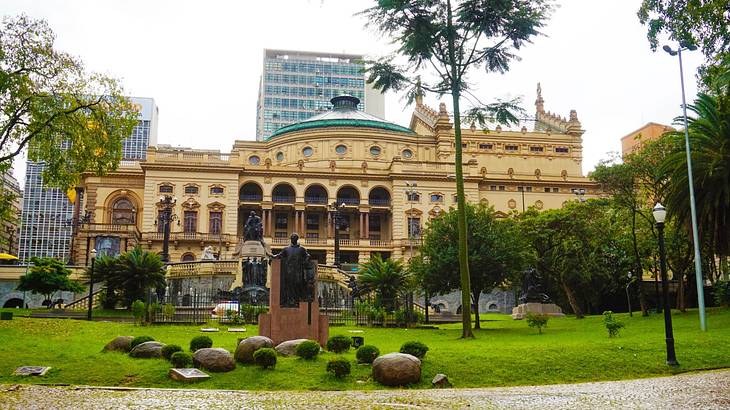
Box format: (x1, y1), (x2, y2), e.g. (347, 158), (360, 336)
(3, 0), (703, 186)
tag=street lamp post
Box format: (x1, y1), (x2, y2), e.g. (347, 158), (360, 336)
(662, 41), (706, 331)
(626, 272), (634, 317)
(653, 203), (679, 366)
(329, 202), (346, 267)
(156, 195), (178, 263)
(87, 248), (97, 321)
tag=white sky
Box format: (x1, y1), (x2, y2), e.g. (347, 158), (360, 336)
(3, 0), (703, 186)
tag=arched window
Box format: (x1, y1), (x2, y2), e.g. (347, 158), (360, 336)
(112, 198), (136, 224)
(181, 253), (195, 262)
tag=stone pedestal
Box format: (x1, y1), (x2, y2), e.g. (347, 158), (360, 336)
(231, 240), (270, 290)
(511, 302), (564, 319)
(258, 259), (329, 345)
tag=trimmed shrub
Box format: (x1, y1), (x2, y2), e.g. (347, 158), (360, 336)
(326, 334), (352, 353)
(326, 357), (351, 378)
(400, 341), (428, 359)
(131, 300), (146, 324)
(253, 348), (277, 369)
(356, 344), (380, 364)
(190, 335), (213, 352)
(713, 281), (730, 306)
(603, 311), (625, 338)
(296, 340), (320, 360)
(170, 351), (193, 368)
(130, 335), (154, 349)
(161, 344), (183, 360)
(525, 313), (550, 334)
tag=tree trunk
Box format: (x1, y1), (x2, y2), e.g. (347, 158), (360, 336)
(472, 289), (481, 330)
(446, 0), (473, 339)
(676, 273), (686, 312)
(631, 211), (648, 316)
(561, 281), (584, 319)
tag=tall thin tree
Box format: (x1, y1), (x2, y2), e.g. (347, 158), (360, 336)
(360, 0), (553, 337)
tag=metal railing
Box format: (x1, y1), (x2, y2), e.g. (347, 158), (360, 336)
(272, 195), (295, 203)
(368, 198), (391, 206)
(336, 197), (360, 205)
(239, 194), (263, 202)
(304, 196), (328, 204)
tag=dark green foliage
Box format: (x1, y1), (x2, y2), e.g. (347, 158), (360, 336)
(253, 348), (277, 369)
(170, 351), (192, 368)
(296, 340), (320, 360)
(357, 254), (410, 311)
(417, 203), (529, 329)
(326, 335), (352, 353)
(131, 300), (146, 325)
(400, 341), (429, 359)
(603, 311), (625, 338)
(189, 336), (213, 352)
(714, 281), (730, 306)
(356, 345), (380, 364)
(161, 344), (182, 360)
(525, 313), (549, 334)
(92, 247), (166, 309)
(16, 257), (85, 302)
(326, 357), (351, 379)
(130, 336), (154, 349)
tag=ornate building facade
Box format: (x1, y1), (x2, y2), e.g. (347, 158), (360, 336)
(70, 85), (599, 273)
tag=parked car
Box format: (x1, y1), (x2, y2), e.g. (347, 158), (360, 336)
(211, 302), (239, 318)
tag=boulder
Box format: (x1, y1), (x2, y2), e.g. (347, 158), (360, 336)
(235, 336), (273, 363)
(275, 339), (308, 357)
(432, 373), (451, 388)
(103, 336), (134, 352)
(372, 353), (421, 386)
(129, 341), (166, 358)
(193, 348), (236, 372)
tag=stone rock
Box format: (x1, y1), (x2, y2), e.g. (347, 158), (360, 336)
(432, 373), (451, 388)
(275, 339), (308, 357)
(193, 348), (236, 372)
(235, 336), (273, 363)
(372, 353), (421, 386)
(129, 341), (166, 358)
(103, 336), (134, 352)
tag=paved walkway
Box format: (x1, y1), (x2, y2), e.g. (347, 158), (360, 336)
(1, 369), (729, 409)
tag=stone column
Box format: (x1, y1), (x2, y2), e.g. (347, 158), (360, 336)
(359, 212), (365, 239)
(327, 212), (333, 238)
(365, 212), (370, 239)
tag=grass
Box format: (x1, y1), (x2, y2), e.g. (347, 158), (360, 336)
(0, 308), (728, 390)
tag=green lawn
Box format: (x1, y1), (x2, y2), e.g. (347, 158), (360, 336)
(0, 308), (728, 390)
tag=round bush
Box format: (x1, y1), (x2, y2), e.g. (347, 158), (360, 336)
(130, 336), (154, 349)
(326, 335), (352, 353)
(170, 351), (193, 368)
(326, 357), (351, 379)
(253, 347), (277, 369)
(295, 340), (320, 360)
(399, 341), (429, 359)
(190, 335), (213, 352)
(161, 344), (183, 360)
(356, 344), (380, 364)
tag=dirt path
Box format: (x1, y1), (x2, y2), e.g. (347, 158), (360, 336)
(1, 369), (729, 409)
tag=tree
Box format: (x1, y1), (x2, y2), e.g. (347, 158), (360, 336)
(419, 203), (529, 328)
(361, 0), (553, 338)
(357, 254), (411, 312)
(16, 257), (84, 304)
(659, 87), (730, 282)
(519, 200), (632, 318)
(0, 15), (138, 189)
(92, 247), (166, 308)
(637, 0), (730, 86)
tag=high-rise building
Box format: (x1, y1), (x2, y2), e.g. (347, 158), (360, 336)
(18, 97), (158, 262)
(256, 49), (385, 141)
(0, 163), (22, 256)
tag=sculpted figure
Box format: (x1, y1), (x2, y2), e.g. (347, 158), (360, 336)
(519, 268), (551, 304)
(271, 233), (315, 308)
(243, 211), (264, 242)
(201, 246), (215, 260)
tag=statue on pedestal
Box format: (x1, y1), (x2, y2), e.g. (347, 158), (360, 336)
(243, 211), (263, 242)
(271, 233), (315, 308)
(201, 246), (215, 260)
(518, 268), (551, 304)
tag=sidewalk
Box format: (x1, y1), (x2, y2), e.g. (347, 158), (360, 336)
(1, 369), (728, 409)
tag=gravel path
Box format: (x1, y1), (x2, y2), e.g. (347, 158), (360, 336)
(1, 369), (729, 409)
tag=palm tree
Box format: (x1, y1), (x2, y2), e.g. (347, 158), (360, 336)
(102, 246), (166, 307)
(357, 254), (411, 312)
(660, 86), (730, 279)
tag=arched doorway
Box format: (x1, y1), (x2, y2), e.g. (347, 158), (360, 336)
(272, 183), (295, 203)
(239, 182), (263, 202)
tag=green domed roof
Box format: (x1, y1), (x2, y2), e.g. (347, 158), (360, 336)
(268, 95), (415, 139)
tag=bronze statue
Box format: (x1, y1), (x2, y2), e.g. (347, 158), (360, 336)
(518, 268), (551, 304)
(243, 211), (264, 242)
(271, 233), (315, 308)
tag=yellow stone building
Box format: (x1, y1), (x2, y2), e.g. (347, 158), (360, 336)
(70, 85), (598, 268)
